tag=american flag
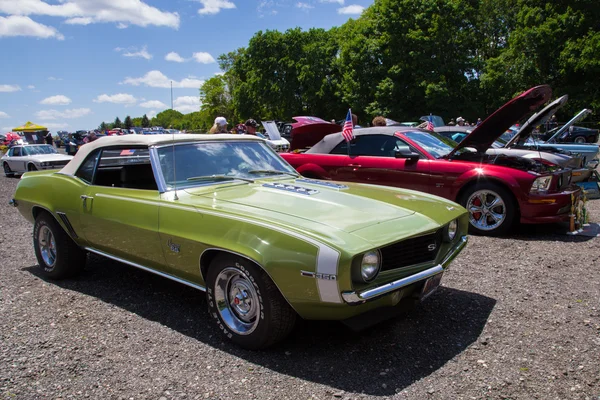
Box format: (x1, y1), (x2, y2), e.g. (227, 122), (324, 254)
(342, 108), (354, 142)
(426, 114), (435, 131)
(120, 149), (135, 156)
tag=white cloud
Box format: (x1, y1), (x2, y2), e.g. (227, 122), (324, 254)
(115, 45), (152, 60)
(165, 51), (186, 63)
(146, 110), (157, 119)
(140, 100), (167, 109)
(0, 15), (64, 40)
(192, 52), (216, 64)
(27, 85), (35, 89)
(173, 96), (201, 114)
(35, 108), (92, 120)
(197, 0), (236, 15)
(0, 111), (9, 118)
(40, 95), (72, 105)
(0, 84), (21, 92)
(296, 3), (314, 9)
(320, 0), (344, 4)
(0, 0), (180, 29)
(338, 4), (363, 14)
(47, 77), (62, 81)
(121, 70), (204, 89)
(39, 122), (69, 130)
(93, 93), (137, 105)
(214, 71), (225, 76)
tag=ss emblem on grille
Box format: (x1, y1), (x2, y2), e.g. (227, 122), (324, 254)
(427, 243), (437, 251)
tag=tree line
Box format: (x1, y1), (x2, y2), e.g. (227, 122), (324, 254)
(99, 0), (599, 131)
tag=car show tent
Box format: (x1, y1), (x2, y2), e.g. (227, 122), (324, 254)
(12, 121), (48, 144)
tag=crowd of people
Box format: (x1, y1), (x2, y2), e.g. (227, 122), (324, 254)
(208, 117), (261, 135)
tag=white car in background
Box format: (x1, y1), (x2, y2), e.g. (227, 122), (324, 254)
(2, 144), (73, 176)
(260, 121), (291, 152)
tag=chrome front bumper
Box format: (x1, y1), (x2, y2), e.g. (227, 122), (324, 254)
(341, 236), (468, 305)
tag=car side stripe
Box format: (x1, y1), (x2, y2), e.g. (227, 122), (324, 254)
(93, 193), (343, 303)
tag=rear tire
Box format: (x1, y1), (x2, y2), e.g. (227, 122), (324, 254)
(206, 254), (297, 349)
(458, 182), (516, 236)
(573, 136), (586, 144)
(33, 212), (86, 279)
(3, 162), (14, 177)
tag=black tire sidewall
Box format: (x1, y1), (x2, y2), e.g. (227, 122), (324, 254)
(206, 256), (273, 349)
(459, 182), (515, 236)
(33, 216), (59, 275)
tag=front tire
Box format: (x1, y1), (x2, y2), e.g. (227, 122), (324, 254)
(458, 182), (516, 236)
(206, 254), (297, 349)
(28, 163), (37, 171)
(3, 162), (14, 177)
(33, 212), (86, 279)
(573, 136), (586, 144)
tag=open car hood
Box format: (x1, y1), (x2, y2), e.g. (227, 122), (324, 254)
(447, 85), (552, 157)
(546, 108), (592, 143)
(505, 94), (568, 147)
(289, 116), (342, 151)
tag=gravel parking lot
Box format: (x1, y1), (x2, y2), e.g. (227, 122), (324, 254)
(1, 174), (599, 400)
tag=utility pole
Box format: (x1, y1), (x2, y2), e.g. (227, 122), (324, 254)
(170, 80), (173, 109)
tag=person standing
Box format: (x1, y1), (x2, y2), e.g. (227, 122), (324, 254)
(45, 131), (54, 146)
(209, 117), (229, 134)
(244, 119), (259, 135)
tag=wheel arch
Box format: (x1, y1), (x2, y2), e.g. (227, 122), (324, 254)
(296, 163), (329, 179)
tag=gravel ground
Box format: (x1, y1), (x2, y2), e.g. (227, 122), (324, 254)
(0, 174), (599, 400)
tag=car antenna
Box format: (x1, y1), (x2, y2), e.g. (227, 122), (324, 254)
(172, 129), (178, 200)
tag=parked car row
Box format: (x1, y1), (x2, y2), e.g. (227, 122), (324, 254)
(6, 84), (598, 351)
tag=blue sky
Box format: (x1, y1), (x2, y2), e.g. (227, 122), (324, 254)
(0, 0), (373, 132)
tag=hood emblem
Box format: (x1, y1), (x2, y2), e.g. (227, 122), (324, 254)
(262, 182), (319, 195)
(446, 206), (455, 211)
(296, 178), (348, 190)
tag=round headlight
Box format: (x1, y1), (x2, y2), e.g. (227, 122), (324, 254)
(446, 219), (458, 241)
(361, 250), (381, 282)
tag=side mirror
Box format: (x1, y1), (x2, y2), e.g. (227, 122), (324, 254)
(395, 150), (420, 161)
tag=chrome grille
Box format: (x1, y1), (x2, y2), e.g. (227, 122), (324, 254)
(380, 230), (442, 272)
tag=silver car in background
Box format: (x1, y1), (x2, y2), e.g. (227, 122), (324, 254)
(2, 144), (73, 176)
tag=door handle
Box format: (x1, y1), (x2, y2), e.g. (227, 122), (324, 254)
(80, 195), (93, 206)
(348, 164), (361, 167)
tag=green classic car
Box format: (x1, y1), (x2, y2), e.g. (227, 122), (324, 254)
(10, 134), (468, 349)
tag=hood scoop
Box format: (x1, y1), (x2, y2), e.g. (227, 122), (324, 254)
(295, 178), (348, 190)
(262, 182), (319, 195)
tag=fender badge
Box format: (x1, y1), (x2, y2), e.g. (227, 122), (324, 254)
(446, 206), (455, 211)
(168, 239), (180, 253)
(301, 271), (337, 281)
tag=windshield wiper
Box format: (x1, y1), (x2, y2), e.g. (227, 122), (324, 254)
(248, 169), (299, 177)
(186, 175), (255, 183)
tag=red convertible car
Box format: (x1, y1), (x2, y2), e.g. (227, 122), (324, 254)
(281, 85), (583, 235)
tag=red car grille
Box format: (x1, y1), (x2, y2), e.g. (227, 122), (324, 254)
(380, 230), (443, 272)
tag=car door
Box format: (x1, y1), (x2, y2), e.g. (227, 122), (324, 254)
(328, 135), (431, 192)
(78, 147), (166, 269)
(9, 146), (25, 172)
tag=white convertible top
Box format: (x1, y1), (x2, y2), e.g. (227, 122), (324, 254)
(59, 133), (262, 176)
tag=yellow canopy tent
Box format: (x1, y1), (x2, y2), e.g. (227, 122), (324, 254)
(13, 121), (48, 132)
(12, 122), (49, 144)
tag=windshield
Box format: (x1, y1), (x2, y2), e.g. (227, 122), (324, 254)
(157, 140), (296, 189)
(22, 145), (58, 155)
(403, 131), (456, 158)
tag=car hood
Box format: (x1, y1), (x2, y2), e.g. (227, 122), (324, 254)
(448, 85), (552, 157)
(180, 179), (464, 244)
(546, 108), (593, 143)
(505, 95), (569, 147)
(30, 154), (73, 162)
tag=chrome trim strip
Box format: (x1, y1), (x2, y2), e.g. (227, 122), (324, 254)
(85, 247), (206, 292)
(56, 211), (78, 239)
(149, 146), (168, 193)
(341, 236), (467, 305)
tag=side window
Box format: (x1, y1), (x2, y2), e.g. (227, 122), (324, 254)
(93, 147), (157, 190)
(75, 150), (100, 184)
(331, 135), (407, 157)
(7, 148), (14, 156)
(13, 147), (21, 156)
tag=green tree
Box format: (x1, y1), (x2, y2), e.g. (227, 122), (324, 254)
(199, 75), (234, 124)
(99, 122), (108, 131)
(114, 117), (122, 129)
(124, 115), (132, 130)
(141, 114), (150, 128)
(131, 117), (143, 127)
(151, 109), (184, 129)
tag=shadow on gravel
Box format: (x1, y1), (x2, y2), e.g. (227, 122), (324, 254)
(25, 255), (496, 396)
(504, 221), (600, 242)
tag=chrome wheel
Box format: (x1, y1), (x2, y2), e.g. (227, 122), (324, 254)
(574, 136), (586, 144)
(214, 267), (260, 335)
(38, 225), (57, 268)
(467, 190), (506, 231)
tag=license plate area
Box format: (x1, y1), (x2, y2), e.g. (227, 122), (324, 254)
(420, 272), (443, 300)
